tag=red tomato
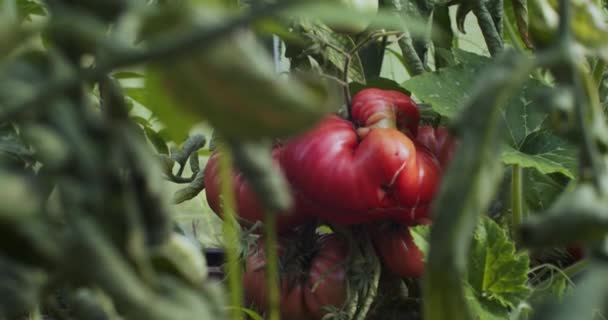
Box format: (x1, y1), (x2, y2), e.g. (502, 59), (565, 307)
(203, 148), (310, 233)
(416, 126), (457, 168)
(279, 89), (441, 225)
(370, 223), (425, 278)
(243, 234), (349, 320)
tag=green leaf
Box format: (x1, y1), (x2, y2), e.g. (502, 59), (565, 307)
(151, 233), (208, 286)
(523, 169), (569, 212)
(402, 49), (577, 179)
(468, 216), (531, 310)
(464, 284), (510, 320)
(125, 86), (195, 142)
(143, 126), (169, 155)
(401, 58), (485, 118)
(501, 135), (576, 179)
(144, 9), (329, 141)
(295, 21), (365, 84)
(410, 224), (430, 259)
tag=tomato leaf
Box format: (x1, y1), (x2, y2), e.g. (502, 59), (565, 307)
(144, 126), (169, 155)
(141, 9), (329, 141)
(294, 21), (365, 84)
(410, 224), (430, 259)
(501, 138), (576, 179)
(468, 216), (531, 310)
(402, 49), (577, 179)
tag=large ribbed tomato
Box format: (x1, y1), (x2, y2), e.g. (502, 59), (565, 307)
(416, 126), (457, 168)
(203, 149), (310, 233)
(370, 223), (425, 278)
(243, 234), (349, 320)
(279, 89), (441, 225)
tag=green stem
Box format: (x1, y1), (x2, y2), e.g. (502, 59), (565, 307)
(218, 145), (244, 320)
(263, 210), (280, 320)
(563, 259), (589, 278)
(472, 1), (503, 56)
(592, 58), (607, 90)
(387, 0), (425, 76)
(511, 165), (524, 230)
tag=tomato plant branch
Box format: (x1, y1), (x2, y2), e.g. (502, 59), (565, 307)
(511, 165), (524, 232)
(339, 30), (403, 114)
(387, 0), (425, 76)
(218, 145), (244, 320)
(472, 0), (503, 57)
(592, 58), (606, 90)
(0, 0), (298, 122)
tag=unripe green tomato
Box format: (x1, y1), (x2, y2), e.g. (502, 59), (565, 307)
(331, 0), (379, 34)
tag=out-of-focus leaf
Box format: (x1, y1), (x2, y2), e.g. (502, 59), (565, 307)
(143, 7), (329, 141)
(529, 264), (608, 320)
(529, 0), (608, 50)
(0, 256), (47, 319)
(228, 139), (291, 213)
(423, 51), (532, 320)
(520, 185), (608, 247)
(0, 170), (39, 217)
(112, 71), (144, 79)
(151, 233), (208, 286)
(144, 126), (169, 155)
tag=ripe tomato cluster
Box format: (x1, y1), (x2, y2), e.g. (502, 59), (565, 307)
(204, 88), (457, 319)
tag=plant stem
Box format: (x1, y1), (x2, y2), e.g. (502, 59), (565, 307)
(511, 165), (524, 230)
(263, 210), (280, 320)
(563, 259), (589, 278)
(387, 0), (425, 76)
(592, 58), (607, 90)
(218, 145), (244, 320)
(472, 0), (503, 56)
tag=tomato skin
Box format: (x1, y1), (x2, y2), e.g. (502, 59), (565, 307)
(416, 126), (457, 168)
(351, 88), (421, 137)
(203, 149), (310, 233)
(243, 235), (349, 320)
(280, 89), (441, 225)
(370, 223), (425, 278)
